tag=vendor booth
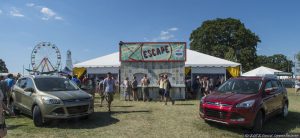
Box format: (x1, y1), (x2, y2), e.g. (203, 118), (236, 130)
(119, 42), (186, 100)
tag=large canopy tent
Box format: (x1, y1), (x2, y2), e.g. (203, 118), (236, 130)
(74, 49), (240, 97)
(74, 49), (241, 80)
(74, 49), (240, 73)
(242, 66), (282, 77)
(74, 49), (240, 99)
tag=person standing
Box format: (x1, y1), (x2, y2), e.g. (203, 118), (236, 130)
(102, 72), (116, 112)
(5, 74), (14, 108)
(141, 74), (150, 102)
(131, 76), (138, 101)
(0, 86), (15, 138)
(203, 77), (210, 96)
(97, 79), (105, 107)
(163, 74), (174, 105)
(196, 76), (202, 99)
(123, 77), (131, 101)
(71, 75), (81, 88)
(209, 77), (215, 93)
(0, 76), (8, 106)
(157, 75), (164, 102)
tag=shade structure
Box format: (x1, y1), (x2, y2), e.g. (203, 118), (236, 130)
(242, 66), (282, 76)
(74, 49), (240, 68)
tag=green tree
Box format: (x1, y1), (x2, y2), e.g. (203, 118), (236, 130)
(256, 54), (293, 72)
(190, 18), (261, 71)
(0, 59), (8, 73)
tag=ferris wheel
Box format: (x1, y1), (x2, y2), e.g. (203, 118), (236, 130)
(31, 42), (61, 74)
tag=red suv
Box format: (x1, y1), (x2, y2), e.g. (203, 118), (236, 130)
(199, 76), (289, 131)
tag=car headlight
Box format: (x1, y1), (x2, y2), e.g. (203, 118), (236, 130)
(200, 96), (205, 103)
(42, 96), (62, 105)
(236, 100), (255, 108)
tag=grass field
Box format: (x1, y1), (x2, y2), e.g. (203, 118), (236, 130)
(6, 89), (300, 138)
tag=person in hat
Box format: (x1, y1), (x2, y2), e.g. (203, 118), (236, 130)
(123, 77), (131, 101)
(163, 74), (174, 105)
(157, 75), (164, 102)
(131, 76), (138, 101)
(101, 72), (116, 112)
(141, 74), (150, 102)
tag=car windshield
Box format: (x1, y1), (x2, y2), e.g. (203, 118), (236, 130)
(217, 79), (262, 94)
(34, 77), (79, 92)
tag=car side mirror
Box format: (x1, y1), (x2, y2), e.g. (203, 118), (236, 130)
(24, 87), (35, 93)
(264, 88), (273, 95)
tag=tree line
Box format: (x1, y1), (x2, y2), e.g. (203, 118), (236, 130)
(190, 18), (294, 72)
(0, 59), (8, 73)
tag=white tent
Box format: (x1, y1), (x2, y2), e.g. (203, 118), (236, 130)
(242, 66), (282, 76)
(74, 49), (240, 68)
(185, 49), (240, 67)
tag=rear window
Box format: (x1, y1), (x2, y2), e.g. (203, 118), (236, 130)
(217, 79), (262, 94)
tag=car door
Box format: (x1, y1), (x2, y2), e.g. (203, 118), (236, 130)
(13, 78), (27, 107)
(22, 78), (35, 111)
(262, 80), (277, 114)
(271, 80), (284, 110)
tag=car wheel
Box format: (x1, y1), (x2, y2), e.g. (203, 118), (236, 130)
(252, 111), (263, 132)
(281, 102), (288, 118)
(80, 115), (90, 120)
(33, 106), (44, 127)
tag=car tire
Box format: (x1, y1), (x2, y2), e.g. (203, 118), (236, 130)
(281, 102), (288, 118)
(80, 115), (90, 120)
(252, 111), (263, 132)
(33, 106), (44, 127)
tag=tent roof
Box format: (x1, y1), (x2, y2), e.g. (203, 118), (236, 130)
(242, 66), (282, 76)
(74, 49), (240, 68)
(185, 49), (240, 67)
(74, 52), (120, 68)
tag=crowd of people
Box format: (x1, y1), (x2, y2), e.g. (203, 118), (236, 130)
(190, 75), (225, 99)
(73, 72), (176, 112)
(120, 74), (174, 105)
(0, 74), (19, 138)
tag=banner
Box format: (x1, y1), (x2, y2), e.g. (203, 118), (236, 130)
(120, 42), (186, 62)
(226, 66), (240, 77)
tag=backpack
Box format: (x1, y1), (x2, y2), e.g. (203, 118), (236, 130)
(132, 80), (138, 88)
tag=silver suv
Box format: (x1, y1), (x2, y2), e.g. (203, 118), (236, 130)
(11, 75), (94, 127)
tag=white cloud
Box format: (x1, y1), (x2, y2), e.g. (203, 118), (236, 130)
(0, 9), (2, 14)
(10, 7), (24, 17)
(26, 3), (35, 7)
(168, 27), (178, 31)
(150, 27), (178, 41)
(159, 31), (174, 40)
(40, 7), (63, 20)
(54, 16), (63, 20)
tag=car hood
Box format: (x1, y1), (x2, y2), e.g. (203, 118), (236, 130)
(46, 90), (91, 100)
(204, 91), (257, 105)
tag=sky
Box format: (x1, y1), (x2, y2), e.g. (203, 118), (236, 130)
(0, 0), (299, 73)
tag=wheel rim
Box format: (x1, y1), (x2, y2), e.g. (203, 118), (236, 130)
(284, 104), (288, 117)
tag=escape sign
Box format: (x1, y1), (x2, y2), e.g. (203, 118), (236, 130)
(120, 42), (186, 62)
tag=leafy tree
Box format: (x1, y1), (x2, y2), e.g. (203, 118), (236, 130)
(256, 54), (293, 72)
(0, 59), (8, 73)
(190, 18), (261, 71)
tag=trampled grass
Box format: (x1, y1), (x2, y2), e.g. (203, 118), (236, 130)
(6, 89), (300, 138)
